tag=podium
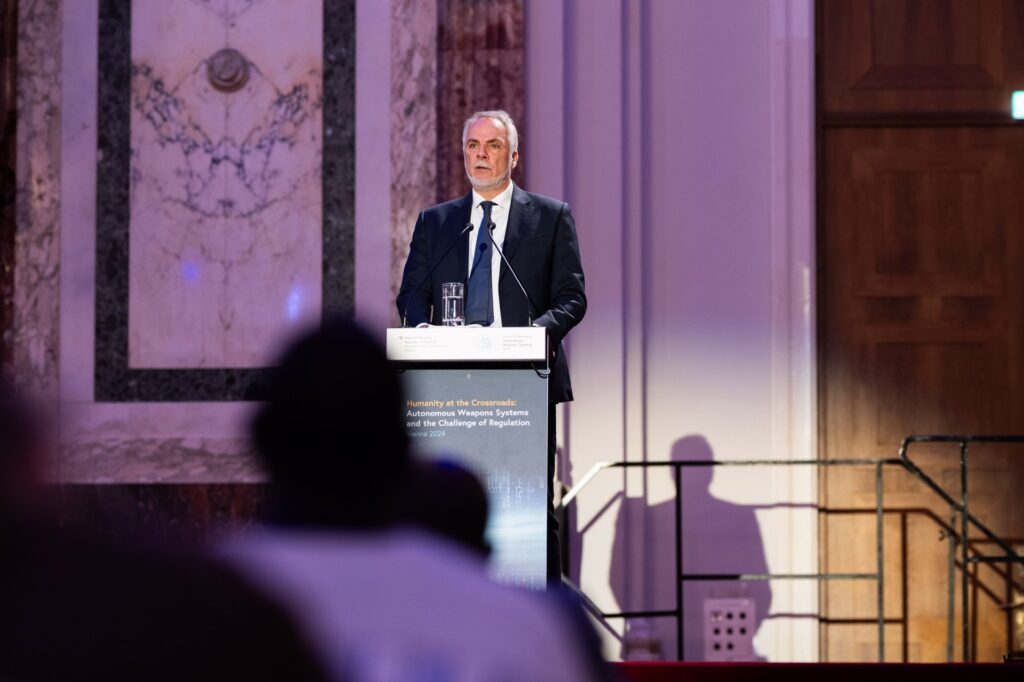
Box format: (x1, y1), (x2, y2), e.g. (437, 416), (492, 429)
(386, 327), (549, 588)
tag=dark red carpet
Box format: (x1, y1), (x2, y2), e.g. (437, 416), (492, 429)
(615, 662), (1021, 682)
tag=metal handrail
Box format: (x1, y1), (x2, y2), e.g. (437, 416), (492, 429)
(898, 435), (1024, 661)
(559, 457), (892, 662)
(558, 436), (1024, 663)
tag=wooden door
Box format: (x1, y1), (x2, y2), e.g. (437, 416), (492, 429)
(818, 0), (1024, 662)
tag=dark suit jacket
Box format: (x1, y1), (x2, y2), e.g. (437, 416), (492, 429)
(396, 185), (586, 403)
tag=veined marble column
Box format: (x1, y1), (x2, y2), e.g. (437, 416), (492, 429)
(0, 0), (16, 367)
(390, 0), (438, 310)
(10, 0), (62, 397)
(436, 0), (524, 200)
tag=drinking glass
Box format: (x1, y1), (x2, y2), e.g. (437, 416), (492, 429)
(441, 282), (465, 326)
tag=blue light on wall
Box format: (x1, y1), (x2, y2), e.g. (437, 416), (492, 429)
(1013, 91), (1024, 120)
(181, 260), (199, 283)
(286, 285), (304, 322)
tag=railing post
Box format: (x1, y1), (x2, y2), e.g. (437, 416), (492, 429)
(674, 464), (684, 661)
(876, 461), (885, 662)
(946, 514), (956, 663)
(960, 440), (969, 662)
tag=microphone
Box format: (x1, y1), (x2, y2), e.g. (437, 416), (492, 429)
(402, 221), (475, 327)
(486, 222), (538, 326)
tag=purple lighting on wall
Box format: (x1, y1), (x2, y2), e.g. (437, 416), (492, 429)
(181, 260), (200, 283)
(285, 285), (304, 322)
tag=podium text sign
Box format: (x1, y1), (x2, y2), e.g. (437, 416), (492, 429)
(387, 327), (549, 588)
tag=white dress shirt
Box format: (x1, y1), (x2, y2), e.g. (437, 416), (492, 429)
(467, 181), (515, 327)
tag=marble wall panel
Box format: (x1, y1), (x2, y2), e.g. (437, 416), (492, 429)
(95, 0), (354, 401)
(128, 1), (323, 369)
(10, 0), (62, 396)
(352, 0), (393, 332)
(50, 0), (354, 485)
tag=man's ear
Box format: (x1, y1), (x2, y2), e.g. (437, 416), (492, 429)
(511, 150), (519, 168)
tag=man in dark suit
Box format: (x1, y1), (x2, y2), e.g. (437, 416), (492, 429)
(396, 110), (586, 579)
(396, 110), (586, 403)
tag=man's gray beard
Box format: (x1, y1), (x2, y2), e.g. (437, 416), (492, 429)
(467, 170), (511, 194)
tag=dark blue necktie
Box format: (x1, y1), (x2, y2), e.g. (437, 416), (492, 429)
(465, 201), (496, 326)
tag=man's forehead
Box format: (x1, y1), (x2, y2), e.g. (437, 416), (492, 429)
(466, 119), (507, 142)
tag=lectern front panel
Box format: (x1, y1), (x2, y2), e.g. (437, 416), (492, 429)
(402, 368), (548, 589)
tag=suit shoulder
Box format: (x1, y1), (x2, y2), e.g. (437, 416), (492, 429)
(423, 194), (471, 220)
(521, 190), (569, 213)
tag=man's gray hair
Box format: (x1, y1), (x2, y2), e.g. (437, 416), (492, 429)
(462, 110), (519, 155)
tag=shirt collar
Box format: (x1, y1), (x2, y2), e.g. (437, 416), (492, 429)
(472, 180), (515, 212)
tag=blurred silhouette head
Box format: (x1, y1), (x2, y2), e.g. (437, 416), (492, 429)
(0, 381), (47, 518)
(398, 459), (491, 559)
(252, 318), (410, 528)
(670, 435), (714, 491)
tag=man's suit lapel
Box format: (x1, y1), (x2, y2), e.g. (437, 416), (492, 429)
(500, 185), (534, 282)
(443, 192), (473, 279)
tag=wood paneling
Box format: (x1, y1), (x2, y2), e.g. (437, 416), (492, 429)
(819, 8), (1024, 657)
(824, 128), (1023, 442)
(821, 0), (1024, 114)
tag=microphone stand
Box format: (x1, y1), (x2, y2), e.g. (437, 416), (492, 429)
(486, 222), (537, 326)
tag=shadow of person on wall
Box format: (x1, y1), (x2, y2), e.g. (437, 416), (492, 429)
(610, 435), (771, 661)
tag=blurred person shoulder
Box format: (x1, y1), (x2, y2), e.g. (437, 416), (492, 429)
(0, 515), (328, 682)
(0, 379), (327, 682)
(220, 525), (597, 681)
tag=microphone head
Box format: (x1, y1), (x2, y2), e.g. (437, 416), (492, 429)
(464, 222), (475, 232)
(488, 221), (496, 231)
